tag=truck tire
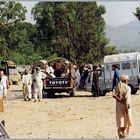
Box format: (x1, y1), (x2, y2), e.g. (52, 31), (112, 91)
(46, 91), (51, 97)
(42, 90), (47, 98)
(102, 90), (107, 96)
(51, 92), (55, 97)
(46, 91), (55, 97)
(70, 91), (74, 97)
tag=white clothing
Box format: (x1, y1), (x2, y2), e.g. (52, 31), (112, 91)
(85, 71), (93, 91)
(1, 75), (8, 96)
(1, 75), (8, 88)
(32, 71), (46, 89)
(46, 66), (54, 74)
(32, 71), (46, 100)
(0, 83), (4, 97)
(22, 74), (32, 86)
(22, 73), (32, 99)
(75, 69), (81, 89)
(50, 66), (54, 73)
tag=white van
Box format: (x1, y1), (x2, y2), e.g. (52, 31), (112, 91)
(103, 52), (140, 95)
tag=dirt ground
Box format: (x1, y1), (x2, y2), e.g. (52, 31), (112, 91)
(0, 82), (140, 138)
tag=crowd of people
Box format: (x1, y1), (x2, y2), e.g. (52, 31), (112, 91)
(74, 64), (103, 97)
(0, 62), (106, 102)
(20, 62), (104, 102)
(22, 67), (46, 102)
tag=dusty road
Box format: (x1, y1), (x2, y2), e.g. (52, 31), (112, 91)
(0, 82), (140, 138)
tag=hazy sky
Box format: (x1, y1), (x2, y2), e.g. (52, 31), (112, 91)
(97, 1), (140, 27)
(21, 1), (37, 24)
(21, 1), (140, 27)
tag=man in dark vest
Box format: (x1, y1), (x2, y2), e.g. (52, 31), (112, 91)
(112, 64), (120, 89)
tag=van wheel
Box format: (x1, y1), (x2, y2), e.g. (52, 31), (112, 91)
(132, 89), (137, 95)
(128, 84), (137, 95)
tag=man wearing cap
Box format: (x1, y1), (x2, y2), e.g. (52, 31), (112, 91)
(112, 74), (132, 138)
(32, 67), (46, 102)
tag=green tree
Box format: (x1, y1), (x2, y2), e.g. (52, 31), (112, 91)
(32, 2), (111, 64)
(9, 22), (43, 64)
(104, 45), (119, 55)
(134, 5), (140, 21)
(0, 1), (27, 58)
(0, 1), (42, 64)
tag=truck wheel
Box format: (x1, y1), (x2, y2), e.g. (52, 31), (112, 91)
(42, 90), (47, 98)
(132, 89), (137, 95)
(46, 91), (51, 97)
(70, 91), (74, 97)
(51, 92), (55, 97)
(102, 90), (107, 96)
(128, 84), (137, 95)
(9, 80), (12, 85)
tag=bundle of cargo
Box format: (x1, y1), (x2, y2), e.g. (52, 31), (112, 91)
(43, 57), (75, 97)
(31, 60), (48, 72)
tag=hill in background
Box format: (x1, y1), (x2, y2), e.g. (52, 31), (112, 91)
(105, 19), (140, 51)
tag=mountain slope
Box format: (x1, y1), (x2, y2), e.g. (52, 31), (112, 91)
(105, 20), (140, 51)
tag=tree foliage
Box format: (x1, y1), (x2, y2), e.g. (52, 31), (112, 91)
(134, 5), (140, 21)
(32, 2), (118, 65)
(0, 1), (42, 64)
(0, 1), (119, 65)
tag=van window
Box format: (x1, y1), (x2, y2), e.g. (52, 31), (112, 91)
(122, 63), (130, 70)
(115, 64), (120, 70)
(106, 65), (110, 71)
(111, 64), (120, 70)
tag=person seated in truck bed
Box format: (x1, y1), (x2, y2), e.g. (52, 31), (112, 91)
(61, 60), (71, 78)
(46, 62), (55, 78)
(54, 60), (64, 77)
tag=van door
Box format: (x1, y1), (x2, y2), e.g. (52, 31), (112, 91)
(104, 63), (120, 90)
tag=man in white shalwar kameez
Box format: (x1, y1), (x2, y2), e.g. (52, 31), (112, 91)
(22, 69), (32, 101)
(0, 70), (9, 102)
(32, 67), (46, 102)
(75, 66), (80, 90)
(112, 75), (132, 138)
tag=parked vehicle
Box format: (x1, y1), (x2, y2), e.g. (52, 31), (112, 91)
(102, 52), (140, 95)
(0, 61), (21, 85)
(43, 57), (75, 97)
(8, 68), (21, 85)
